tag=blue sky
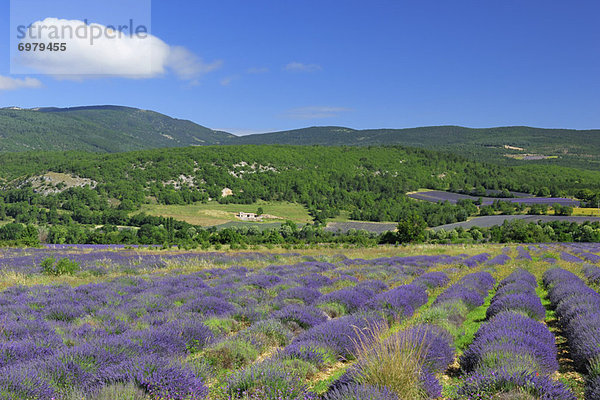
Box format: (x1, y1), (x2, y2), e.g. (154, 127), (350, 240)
(0, 0), (599, 134)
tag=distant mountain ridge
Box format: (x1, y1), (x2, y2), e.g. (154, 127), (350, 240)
(0, 105), (233, 152)
(0, 105), (598, 168)
(228, 125), (600, 168)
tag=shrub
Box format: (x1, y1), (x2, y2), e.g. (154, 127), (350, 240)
(203, 339), (259, 370)
(277, 287), (322, 305)
(415, 301), (468, 339)
(325, 323), (448, 399)
(412, 272), (450, 290)
(318, 288), (373, 313)
(325, 384), (398, 400)
(586, 375), (600, 400)
(363, 284), (427, 321)
(0, 365), (56, 400)
(395, 325), (454, 373)
(131, 356), (209, 399)
(349, 323), (440, 399)
(240, 319), (293, 350)
(433, 285), (484, 310)
(180, 320), (214, 353)
(273, 304), (328, 330)
(226, 360), (316, 399)
(455, 369), (576, 400)
(485, 293), (546, 321)
(282, 340), (338, 368)
(88, 382), (147, 400)
(460, 312), (558, 374)
(317, 302), (348, 318)
(291, 315), (382, 360)
(277, 358), (318, 379)
(41, 257), (81, 276)
(182, 296), (235, 317)
(543, 268), (600, 373)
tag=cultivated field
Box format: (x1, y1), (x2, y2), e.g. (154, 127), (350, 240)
(1, 243), (599, 399)
(432, 215), (600, 231)
(572, 208), (600, 217)
(139, 201), (312, 227)
(407, 190), (581, 207)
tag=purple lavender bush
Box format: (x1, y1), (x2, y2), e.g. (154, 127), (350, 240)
(273, 304), (328, 330)
(486, 293), (546, 321)
(461, 311), (558, 374)
(290, 315), (382, 360)
(0, 364), (57, 400)
(486, 254), (511, 266)
(318, 287), (375, 315)
(130, 355), (209, 399)
(485, 269), (545, 320)
(277, 287), (322, 305)
(281, 340), (338, 368)
(542, 267), (600, 400)
(455, 369), (576, 400)
(586, 375), (600, 400)
(226, 360), (316, 400)
(362, 284), (428, 321)
(583, 264), (600, 285)
(412, 272), (450, 290)
(395, 324), (455, 373)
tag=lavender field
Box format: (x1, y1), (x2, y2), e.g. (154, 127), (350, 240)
(407, 190), (581, 207)
(1, 243), (599, 399)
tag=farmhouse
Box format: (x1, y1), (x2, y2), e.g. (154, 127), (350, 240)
(237, 212), (263, 221)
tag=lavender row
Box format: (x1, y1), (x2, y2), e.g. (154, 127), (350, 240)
(282, 283), (430, 367)
(485, 269), (545, 321)
(461, 270), (555, 372)
(544, 268), (600, 399)
(0, 248), (468, 276)
(432, 270), (495, 310)
(325, 324), (454, 399)
(280, 270), (453, 398)
(582, 264), (600, 285)
(0, 248), (296, 274)
(323, 271), (496, 399)
(456, 269), (574, 399)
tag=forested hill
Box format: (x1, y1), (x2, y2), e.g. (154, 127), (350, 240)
(1, 105), (599, 169)
(0, 145), (598, 227)
(0, 106), (233, 152)
(229, 126), (600, 169)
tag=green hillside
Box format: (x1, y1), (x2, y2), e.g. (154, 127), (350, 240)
(0, 144), (598, 245)
(1, 105), (599, 169)
(0, 145), (598, 226)
(229, 125), (600, 169)
(0, 105), (233, 152)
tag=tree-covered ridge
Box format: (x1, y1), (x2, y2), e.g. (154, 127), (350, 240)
(0, 106), (233, 152)
(229, 126), (600, 169)
(1, 105), (599, 169)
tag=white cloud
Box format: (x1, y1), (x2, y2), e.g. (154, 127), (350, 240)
(285, 106), (350, 119)
(0, 75), (42, 90)
(284, 62), (322, 72)
(168, 46), (222, 81)
(15, 18), (222, 80)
